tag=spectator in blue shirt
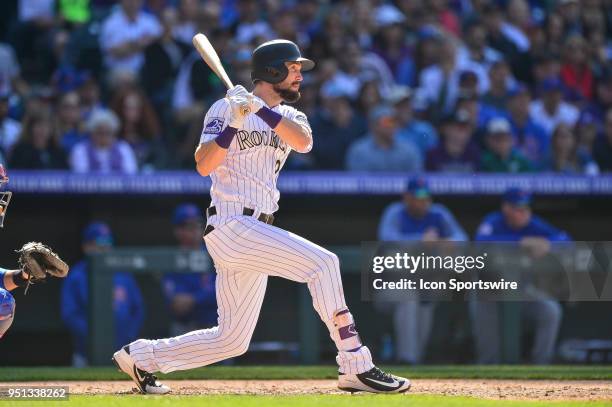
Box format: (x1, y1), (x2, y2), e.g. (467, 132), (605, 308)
(389, 86), (438, 155)
(375, 177), (467, 364)
(162, 204), (217, 335)
(471, 188), (570, 364)
(61, 222), (144, 367)
(345, 105), (423, 172)
(506, 84), (549, 164)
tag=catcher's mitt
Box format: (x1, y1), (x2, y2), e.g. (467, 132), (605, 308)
(17, 242), (69, 294)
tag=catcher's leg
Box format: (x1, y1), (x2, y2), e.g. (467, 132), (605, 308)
(126, 262), (268, 374)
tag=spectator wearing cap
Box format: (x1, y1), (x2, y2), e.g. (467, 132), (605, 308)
(61, 221), (144, 367)
(389, 86), (438, 155)
(544, 123), (599, 175)
(560, 34), (594, 102)
(345, 105), (422, 172)
(480, 117), (534, 173)
(100, 0), (162, 77)
(372, 5), (415, 86)
(311, 86), (366, 170)
(472, 188), (570, 364)
(70, 108), (138, 174)
(529, 77), (579, 136)
(426, 110), (480, 173)
(506, 85), (549, 162)
(594, 107), (612, 172)
(162, 204), (216, 335)
(56, 91), (87, 153)
(9, 109), (67, 170)
(0, 92), (20, 157)
(376, 177), (467, 364)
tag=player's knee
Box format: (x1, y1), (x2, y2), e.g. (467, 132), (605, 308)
(224, 338), (250, 358)
(321, 251), (340, 273)
(235, 341), (250, 357)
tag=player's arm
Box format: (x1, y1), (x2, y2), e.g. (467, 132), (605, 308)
(2, 269), (27, 291)
(195, 141), (229, 177)
(249, 97), (313, 153)
(270, 117), (312, 153)
(194, 95), (248, 177)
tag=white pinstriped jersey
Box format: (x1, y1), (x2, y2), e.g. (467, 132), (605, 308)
(200, 98), (312, 213)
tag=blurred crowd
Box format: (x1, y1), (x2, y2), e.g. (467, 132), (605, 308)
(1, 0), (612, 173)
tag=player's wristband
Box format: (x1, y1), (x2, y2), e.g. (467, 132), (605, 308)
(256, 107), (282, 128)
(214, 126), (238, 149)
(12, 271), (29, 288)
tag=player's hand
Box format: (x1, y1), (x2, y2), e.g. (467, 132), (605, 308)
(226, 85), (249, 99)
(227, 95), (250, 129)
(247, 93), (264, 114)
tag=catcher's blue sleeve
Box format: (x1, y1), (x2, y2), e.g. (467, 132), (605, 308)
(0, 268), (6, 290)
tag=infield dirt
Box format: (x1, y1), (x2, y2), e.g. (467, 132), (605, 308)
(5, 379), (612, 401)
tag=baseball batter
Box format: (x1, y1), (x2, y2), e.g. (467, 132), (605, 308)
(112, 39), (411, 394)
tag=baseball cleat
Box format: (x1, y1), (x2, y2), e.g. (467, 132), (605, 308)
(338, 366), (411, 394)
(112, 345), (171, 394)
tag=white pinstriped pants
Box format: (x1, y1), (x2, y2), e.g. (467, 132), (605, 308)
(130, 210), (374, 375)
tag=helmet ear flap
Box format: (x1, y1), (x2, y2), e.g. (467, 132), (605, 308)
(265, 66), (282, 79)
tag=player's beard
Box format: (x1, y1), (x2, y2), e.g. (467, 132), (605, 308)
(273, 82), (301, 103)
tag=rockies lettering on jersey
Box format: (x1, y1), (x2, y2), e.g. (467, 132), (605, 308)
(200, 98), (312, 213)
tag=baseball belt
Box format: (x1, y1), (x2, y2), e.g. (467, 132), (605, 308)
(204, 206), (275, 236)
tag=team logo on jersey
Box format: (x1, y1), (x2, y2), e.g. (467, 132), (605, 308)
(204, 117), (224, 134)
(236, 130), (287, 152)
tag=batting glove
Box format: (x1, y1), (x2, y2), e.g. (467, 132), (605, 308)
(226, 85), (249, 99)
(247, 94), (265, 114)
(227, 95), (250, 129)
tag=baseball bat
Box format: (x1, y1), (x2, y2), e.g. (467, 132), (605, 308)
(192, 33), (234, 90)
(192, 33), (250, 115)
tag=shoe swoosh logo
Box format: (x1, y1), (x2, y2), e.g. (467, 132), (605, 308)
(133, 366), (144, 383)
(362, 377), (402, 389)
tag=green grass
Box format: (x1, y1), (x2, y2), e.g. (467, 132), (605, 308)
(0, 365), (611, 382)
(2, 395), (611, 407)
